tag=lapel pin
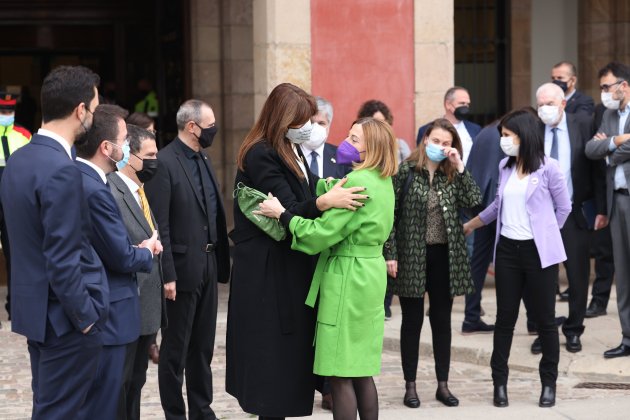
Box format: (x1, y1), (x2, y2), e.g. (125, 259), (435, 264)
(331, 158), (336, 163)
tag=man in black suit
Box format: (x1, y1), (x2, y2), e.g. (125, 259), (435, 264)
(531, 83), (606, 354)
(551, 61), (595, 116)
(300, 96), (350, 179)
(145, 99), (230, 419)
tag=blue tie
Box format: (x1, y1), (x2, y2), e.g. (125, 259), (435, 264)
(309, 151), (319, 177)
(550, 128), (559, 160)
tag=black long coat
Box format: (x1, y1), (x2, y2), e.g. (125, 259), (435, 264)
(226, 141), (321, 417)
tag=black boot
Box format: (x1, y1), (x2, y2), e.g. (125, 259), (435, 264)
(493, 384), (508, 407)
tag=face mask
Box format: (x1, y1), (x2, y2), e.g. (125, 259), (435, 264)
(500, 136), (519, 156)
(336, 140), (362, 165)
(425, 142), (447, 162)
(0, 113), (15, 127)
(552, 80), (569, 93)
(108, 141), (130, 170)
(302, 122), (327, 151)
(601, 91), (621, 110)
(133, 155), (159, 183)
(195, 123), (218, 148)
(286, 120), (313, 144)
(538, 105), (561, 126)
(453, 106), (470, 121)
(75, 108), (93, 146)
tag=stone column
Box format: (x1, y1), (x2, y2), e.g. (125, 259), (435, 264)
(253, 0), (311, 115)
(414, 0), (454, 133)
(510, 0), (532, 109)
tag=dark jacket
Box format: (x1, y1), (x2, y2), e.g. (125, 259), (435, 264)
(416, 119), (481, 145)
(565, 90), (595, 116)
(465, 121), (505, 210)
(226, 141), (320, 417)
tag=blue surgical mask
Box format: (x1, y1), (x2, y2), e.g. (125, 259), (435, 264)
(425, 142), (446, 162)
(108, 141), (130, 170)
(0, 114), (15, 127)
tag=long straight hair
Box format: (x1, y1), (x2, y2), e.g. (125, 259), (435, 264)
(237, 83), (317, 179)
(407, 118), (462, 182)
(499, 108), (545, 174)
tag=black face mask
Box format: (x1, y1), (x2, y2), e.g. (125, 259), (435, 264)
(75, 109), (93, 146)
(453, 105), (470, 121)
(552, 79), (569, 93)
(194, 123), (218, 148)
(134, 156), (159, 183)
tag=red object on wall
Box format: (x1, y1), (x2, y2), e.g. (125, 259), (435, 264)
(311, 0), (415, 148)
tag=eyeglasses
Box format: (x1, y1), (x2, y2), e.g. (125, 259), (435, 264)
(600, 80), (625, 92)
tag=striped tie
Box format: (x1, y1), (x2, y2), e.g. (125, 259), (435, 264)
(137, 186), (155, 231)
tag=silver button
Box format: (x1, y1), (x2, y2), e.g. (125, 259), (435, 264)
(443, 206), (447, 211)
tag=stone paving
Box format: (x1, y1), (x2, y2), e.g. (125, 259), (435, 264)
(1, 282), (629, 419)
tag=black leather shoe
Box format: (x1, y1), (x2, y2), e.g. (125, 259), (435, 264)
(565, 335), (582, 353)
(603, 343), (630, 359)
(539, 385), (556, 407)
(531, 337), (542, 355)
(493, 384), (508, 407)
(585, 300), (607, 318)
(558, 288), (569, 302)
(403, 381), (420, 408)
(462, 320), (494, 335)
(436, 381), (459, 407)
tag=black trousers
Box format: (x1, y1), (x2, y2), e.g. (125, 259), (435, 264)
(158, 255), (218, 420)
(491, 236), (559, 387)
(590, 224), (615, 307)
(400, 244), (453, 382)
(117, 333), (156, 420)
(464, 221), (496, 323)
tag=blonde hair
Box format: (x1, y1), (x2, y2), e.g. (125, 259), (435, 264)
(407, 118), (462, 183)
(353, 117), (398, 177)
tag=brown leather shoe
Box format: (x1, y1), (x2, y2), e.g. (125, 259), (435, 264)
(148, 343), (160, 364)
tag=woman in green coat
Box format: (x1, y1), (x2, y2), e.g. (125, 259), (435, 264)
(384, 118), (481, 409)
(257, 118), (398, 420)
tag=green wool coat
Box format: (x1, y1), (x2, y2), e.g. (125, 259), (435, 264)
(384, 160), (481, 298)
(287, 168), (394, 377)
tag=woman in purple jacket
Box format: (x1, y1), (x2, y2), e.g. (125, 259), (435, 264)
(464, 108), (571, 409)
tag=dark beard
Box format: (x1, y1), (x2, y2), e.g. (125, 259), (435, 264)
(75, 129), (88, 146)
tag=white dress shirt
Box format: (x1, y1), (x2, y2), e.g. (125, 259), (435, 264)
(37, 128), (73, 159)
(500, 169), (534, 240)
(544, 112), (573, 200)
(453, 121), (473, 165)
(300, 143), (325, 178)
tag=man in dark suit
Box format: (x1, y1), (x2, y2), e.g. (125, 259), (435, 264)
(75, 104), (157, 419)
(585, 62), (630, 359)
(145, 99), (230, 419)
(109, 125), (165, 420)
(0, 65), (109, 419)
(551, 61), (595, 116)
(415, 86), (481, 165)
(531, 83), (606, 354)
(301, 96), (351, 179)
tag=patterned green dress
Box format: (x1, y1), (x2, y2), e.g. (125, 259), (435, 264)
(286, 168), (394, 377)
(384, 160), (481, 298)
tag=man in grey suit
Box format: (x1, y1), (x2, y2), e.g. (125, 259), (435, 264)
(585, 61), (630, 359)
(108, 124), (165, 419)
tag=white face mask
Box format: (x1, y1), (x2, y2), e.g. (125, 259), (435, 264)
(601, 91), (621, 110)
(500, 136), (519, 157)
(538, 105), (561, 126)
(302, 122), (327, 151)
(286, 120), (313, 144)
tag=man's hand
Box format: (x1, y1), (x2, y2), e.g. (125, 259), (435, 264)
(594, 214), (609, 230)
(139, 230), (160, 255)
(164, 281), (176, 301)
(594, 132), (608, 141)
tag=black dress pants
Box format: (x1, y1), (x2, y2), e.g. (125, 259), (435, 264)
(464, 221), (496, 323)
(400, 244), (453, 382)
(118, 333), (156, 420)
(491, 236), (559, 387)
(158, 255), (218, 420)
(590, 224), (614, 308)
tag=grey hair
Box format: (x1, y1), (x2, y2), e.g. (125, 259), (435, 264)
(315, 96), (334, 124)
(444, 86), (468, 103)
(176, 99), (208, 131)
(536, 82), (565, 102)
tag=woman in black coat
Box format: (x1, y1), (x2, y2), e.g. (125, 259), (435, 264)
(226, 83), (367, 419)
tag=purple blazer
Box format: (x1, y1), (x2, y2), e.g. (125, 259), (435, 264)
(478, 157), (571, 268)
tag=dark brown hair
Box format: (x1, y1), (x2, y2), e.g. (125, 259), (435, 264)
(237, 83), (317, 179)
(357, 99), (393, 125)
(407, 118), (462, 182)
(126, 112), (154, 130)
(76, 104), (128, 159)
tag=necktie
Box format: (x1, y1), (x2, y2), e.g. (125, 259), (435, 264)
(550, 127), (559, 160)
(137, 186), (155, 231)
(309, 151), (319, 177)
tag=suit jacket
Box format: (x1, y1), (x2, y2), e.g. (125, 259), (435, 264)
(479, 157), (572, 268)
(585, 107), (630, 218)
(565, 90), (595, 116)
(0, 134), (108, 342)
(107, 172), (166, 335)
(77, 161), (153, 345)
(466, 121), (505, 210)
(322, 143), (352, 178)
(547, 113), (607, 227)
(416, 119), (481, 145)
(144, 138), (230, 290)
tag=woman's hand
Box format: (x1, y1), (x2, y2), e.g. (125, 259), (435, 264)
(316, 177), (368, 211)
(444, 146), (465, 173)
(386, 260), (398, 278)
(462, 222), (474, 237)
(254, 193), (286, 219)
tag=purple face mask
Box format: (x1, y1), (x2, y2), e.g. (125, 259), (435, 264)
(336, 140), (362, 165)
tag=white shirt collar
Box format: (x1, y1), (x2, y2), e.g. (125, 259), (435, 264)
(76, 157), (108, 184)
(114, 171), (140, 194)
(37, 128), (73, 159)
(302, 143), (325, 158)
